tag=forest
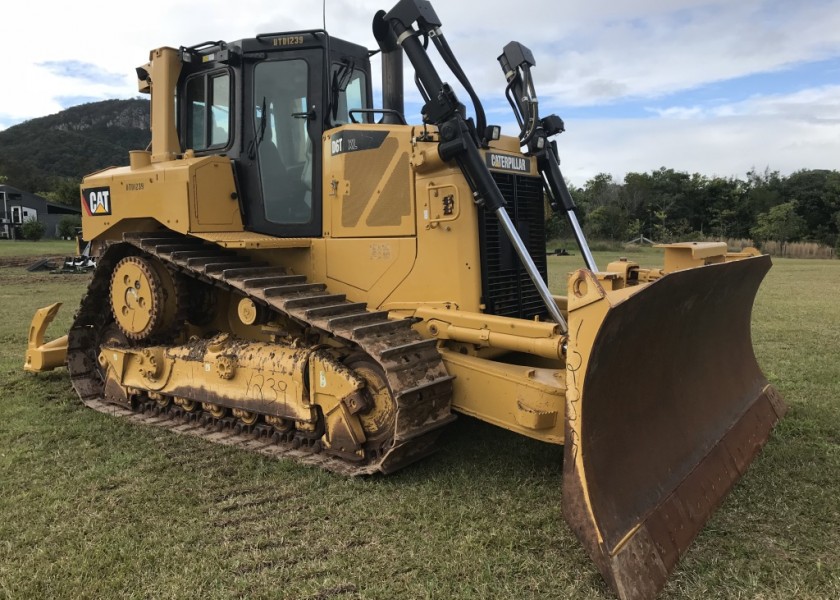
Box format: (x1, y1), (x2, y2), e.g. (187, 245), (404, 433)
(555, 167), (839, 255)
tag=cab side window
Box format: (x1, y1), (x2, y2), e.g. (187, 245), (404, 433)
(330, 63), (368, 126)
(185, 71), (231, 151)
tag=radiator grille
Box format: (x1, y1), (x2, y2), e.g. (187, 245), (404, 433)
(479, 173), (548, 320)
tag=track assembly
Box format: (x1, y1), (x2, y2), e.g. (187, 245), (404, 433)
(67, 232), (456, 475)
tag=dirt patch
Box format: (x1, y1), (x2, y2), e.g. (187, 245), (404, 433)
(0, 255), (64, 268)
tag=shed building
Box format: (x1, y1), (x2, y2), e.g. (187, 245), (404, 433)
(0, 184), (81, 240)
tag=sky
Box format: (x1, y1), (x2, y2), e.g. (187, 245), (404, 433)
(1, 0), (839, 186)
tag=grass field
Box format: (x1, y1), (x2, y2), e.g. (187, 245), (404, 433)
(0, 249), (838, 599)
(0, 239), (77, 259)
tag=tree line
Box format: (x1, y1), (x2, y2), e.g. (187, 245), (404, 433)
(553, 167), (840, 252)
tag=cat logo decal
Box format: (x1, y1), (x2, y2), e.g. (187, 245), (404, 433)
(82, 187), (112, 216)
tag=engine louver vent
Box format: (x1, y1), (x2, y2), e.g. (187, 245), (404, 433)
(479, 172), (548, 320)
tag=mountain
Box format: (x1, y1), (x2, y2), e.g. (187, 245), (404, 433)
(0, 99), (151, 199)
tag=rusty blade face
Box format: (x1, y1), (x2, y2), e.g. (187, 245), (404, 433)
(563, 255), (787, 600)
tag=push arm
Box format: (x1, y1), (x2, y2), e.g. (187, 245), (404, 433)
(382, 0), (568, 331)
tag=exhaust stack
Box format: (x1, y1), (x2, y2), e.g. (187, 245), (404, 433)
(373, 10), (405, 123)
(136, 47), (182, 162)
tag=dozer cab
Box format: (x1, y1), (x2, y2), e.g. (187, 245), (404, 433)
(24, 1), (785, 597)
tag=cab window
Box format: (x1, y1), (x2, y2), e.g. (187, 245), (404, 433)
(185, 71), (231, 150)
(330, 63), (368, 125)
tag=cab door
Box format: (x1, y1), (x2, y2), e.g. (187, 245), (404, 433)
(240, 49), (324, 238)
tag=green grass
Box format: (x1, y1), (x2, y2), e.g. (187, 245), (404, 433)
(1, 253), (838, 599)
(0, 239), (77, 259)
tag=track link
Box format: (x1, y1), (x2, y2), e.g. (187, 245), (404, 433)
(67, 231), (455, 475)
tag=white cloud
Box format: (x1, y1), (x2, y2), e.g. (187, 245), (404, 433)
(647, 106), (706, 119)
(645, 85), (840, 120)
(3, 0), (839, 122)
(529, 1), (840, 107)
(558, 96), (840, 185)
(720, 85), (840, 120)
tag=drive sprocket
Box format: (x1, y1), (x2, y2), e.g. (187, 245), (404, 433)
(109, 255), (179, 341)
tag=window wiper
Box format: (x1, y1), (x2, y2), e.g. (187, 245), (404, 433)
(257, 97), (267, 144)
(330, 60), (355, 122)
(248, 97), (268, 160)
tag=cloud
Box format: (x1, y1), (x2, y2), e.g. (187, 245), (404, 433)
(647, 106), (706, 119)
(580, 79), (631, 102)
(645, 84), (840, 121)
(557, 103), (840, 185)
(37, 60), (127, 86)
(490, 0), (840, 107)
(723, 85), (840, 122)
(55, 95), (115, 109)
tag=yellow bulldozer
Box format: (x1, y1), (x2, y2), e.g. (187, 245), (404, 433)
(23, 1), (786, 598)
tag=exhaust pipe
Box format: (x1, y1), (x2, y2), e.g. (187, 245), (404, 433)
(136, 47), (183, 163)
(373, 10), (404, 124)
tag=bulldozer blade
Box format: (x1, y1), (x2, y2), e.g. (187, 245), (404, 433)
(563, 254), (786, 600)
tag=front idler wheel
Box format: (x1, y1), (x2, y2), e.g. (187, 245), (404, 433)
(344, 353), (397, 453)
